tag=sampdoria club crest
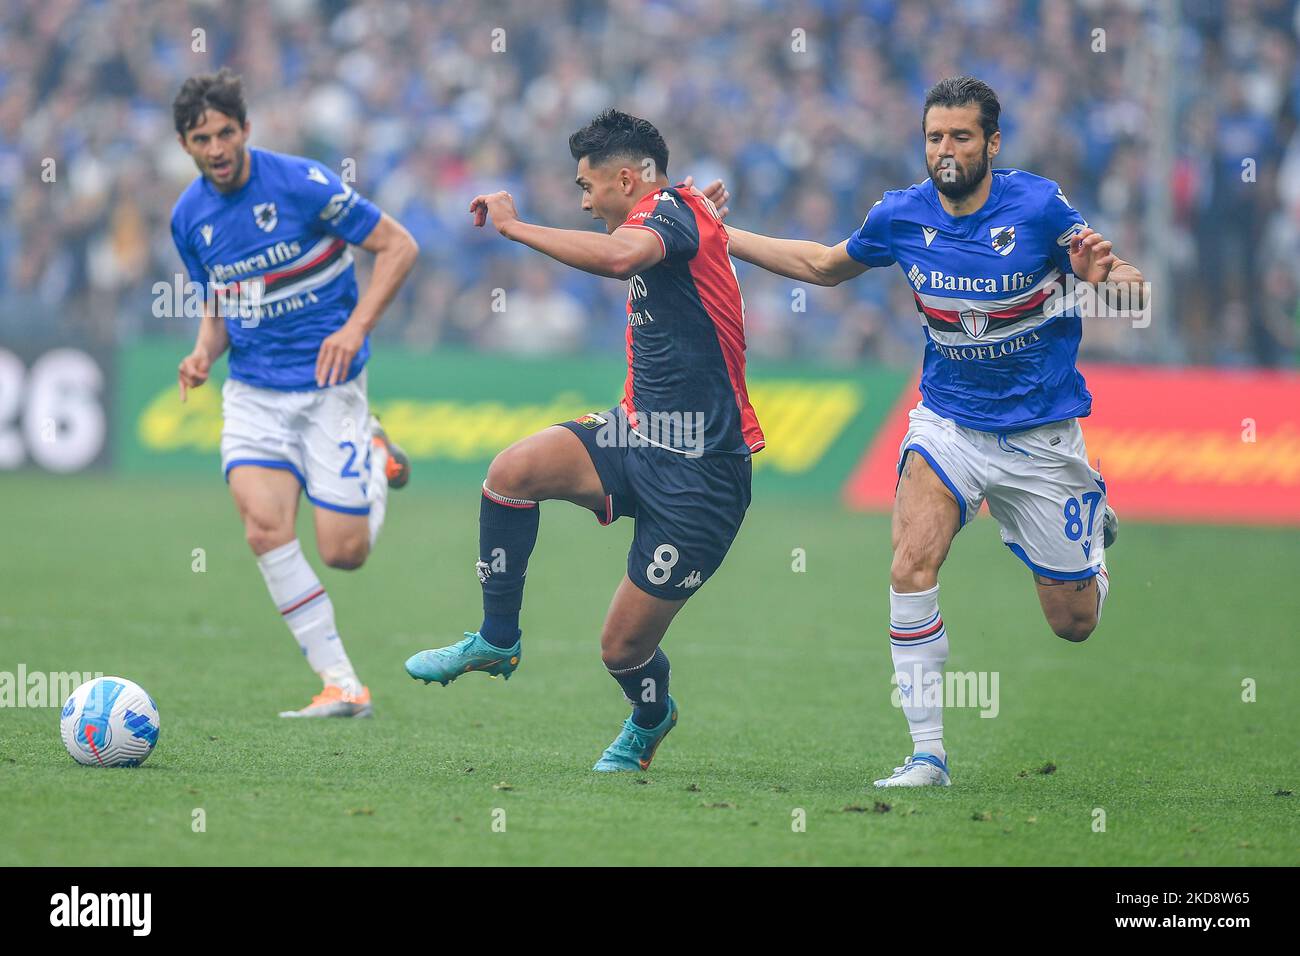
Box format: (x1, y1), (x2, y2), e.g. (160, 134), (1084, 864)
(990, 225), (1016, 256)
(253, 202), (278, 233)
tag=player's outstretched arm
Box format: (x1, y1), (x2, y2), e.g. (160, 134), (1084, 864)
(725, 229), (869, 287)
(315, 212), (419, 387)
(470, 190), (662, 280)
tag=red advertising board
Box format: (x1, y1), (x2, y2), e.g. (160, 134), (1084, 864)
(844, 364), (1300, 526)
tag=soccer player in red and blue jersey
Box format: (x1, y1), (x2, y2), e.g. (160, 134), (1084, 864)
(405, 109), (763, 772)
(709, 76), (1145, 788)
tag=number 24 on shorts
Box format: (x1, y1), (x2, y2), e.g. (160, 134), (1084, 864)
(1062, 491), (1103, 541)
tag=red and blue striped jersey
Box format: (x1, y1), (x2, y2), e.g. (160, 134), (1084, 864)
(618, 185), (764, 457)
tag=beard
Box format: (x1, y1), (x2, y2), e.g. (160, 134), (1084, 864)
(201, 149), (245, 192)
(928, 146), (990, 201)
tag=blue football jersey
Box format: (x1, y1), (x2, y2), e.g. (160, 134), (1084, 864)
(170, 148), (382, 391)
(847, 168), (1091, 432)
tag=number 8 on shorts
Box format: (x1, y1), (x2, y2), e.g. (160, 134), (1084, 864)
(647, 544), (679, 585)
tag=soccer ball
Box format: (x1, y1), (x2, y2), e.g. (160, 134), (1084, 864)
(60, 677), (160, 767)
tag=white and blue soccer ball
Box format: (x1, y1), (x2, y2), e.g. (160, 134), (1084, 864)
(60, 677), (160, 767)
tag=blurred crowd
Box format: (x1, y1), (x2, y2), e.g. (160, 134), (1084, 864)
(2, 0), (1297, 367)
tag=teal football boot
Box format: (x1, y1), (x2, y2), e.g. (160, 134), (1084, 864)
(593, 696), (678, 772)
(405, 632), (521, 686)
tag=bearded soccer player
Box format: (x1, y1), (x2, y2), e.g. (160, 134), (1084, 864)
(170, 68), (419, 718)
(709, 75), (1143, 787)
(404, 109), (763, 772)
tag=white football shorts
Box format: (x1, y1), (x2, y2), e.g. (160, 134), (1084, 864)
(220, 370), (374, 515)
(897, 401), (1108, 580)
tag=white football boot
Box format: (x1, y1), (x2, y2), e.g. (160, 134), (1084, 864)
(874, 752), (951, 788)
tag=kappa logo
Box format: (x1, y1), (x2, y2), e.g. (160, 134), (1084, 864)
(253, 202), (277, 233)
(200, 224), (214, 246)
(990, 225), (1016, 256)
(675, 570), (702, 589)
(652, 190), (679, 206)
(306, 166), (329, 185)
(922, 226), (938, 247)
(908, 263), (927, 290)
(958, 308), (990, 339)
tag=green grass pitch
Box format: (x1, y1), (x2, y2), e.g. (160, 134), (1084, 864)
(0, 473), (1295, 866)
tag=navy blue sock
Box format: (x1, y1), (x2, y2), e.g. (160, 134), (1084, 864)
(477, 485), (539, 649)
(607, 647), (671, 728)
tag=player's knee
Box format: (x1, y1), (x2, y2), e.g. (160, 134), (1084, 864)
(245, 520), (292, 556)
(890, 550), (940, 593)
(1049, 613), (1097, 643)
(318, 537), (369, 571)
(599, 629), (651, 670)
(485, 445), (539, 501)
(486, 444), (530, 502)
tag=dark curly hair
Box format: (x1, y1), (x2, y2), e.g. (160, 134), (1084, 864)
(173, 67), (247, 136)
(568, 108), (669, 177)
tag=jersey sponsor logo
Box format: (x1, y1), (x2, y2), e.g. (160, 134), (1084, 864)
(958, 309), (990, 340)
(675, 570), (702, 589)
(253, 202), (278, 233)
(306, 166), (330, 185)
(627, 273), (654, 325)
(933, 329), (1041, 362)
(208, 239), (304, 282)
(922, 226), (938, 247)
(200, 224), (214, 246)
(926, 269), (1038, 294)
(990, 225), (1016, 256)
(908, 263), (927, 290)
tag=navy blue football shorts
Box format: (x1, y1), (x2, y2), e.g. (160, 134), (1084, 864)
(558, 407), (752, 601)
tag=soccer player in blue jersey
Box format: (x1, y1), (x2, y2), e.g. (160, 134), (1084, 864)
(404, 110), (763, 772)
(709, 76), (1145, 787)
(169, 69), (419, 718)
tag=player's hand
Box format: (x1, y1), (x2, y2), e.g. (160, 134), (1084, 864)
(469, 190), (520, 235)
(315, 322), (366, 388)
(178, 347), (211, 402)
(1069, 227), (1116, 284)
(682, 174), (730, 220)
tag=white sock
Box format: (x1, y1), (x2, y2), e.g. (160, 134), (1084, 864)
(890, 584), (949, 762)
(1095, 562), (1110, 623)
(367, 440), (389, 550)
(256, 539), (359, 691)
